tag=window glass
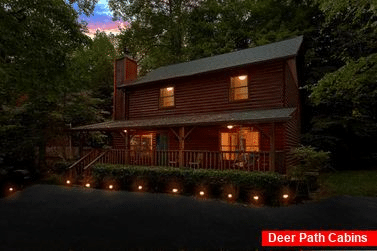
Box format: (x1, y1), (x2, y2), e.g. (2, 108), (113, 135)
(221, 129), (259, 160)
(160, 87), (174, 108)
(230, 75), (248, 100)
(130, 134), (153, 151)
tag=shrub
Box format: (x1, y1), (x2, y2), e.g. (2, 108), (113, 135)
(288, 146), (330, 196)
(92, 164), (285, 205)
(52, 161), (75, 175)
(288, 145), (330, 179)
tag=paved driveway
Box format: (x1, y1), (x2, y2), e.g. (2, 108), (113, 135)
(0, 184), (376, 250)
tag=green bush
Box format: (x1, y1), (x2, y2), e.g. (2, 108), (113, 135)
(52, 161), (75, 174)
(288, 145), (330, 179)
(40, 173), (65, 185)
(92, 164), (285, 205)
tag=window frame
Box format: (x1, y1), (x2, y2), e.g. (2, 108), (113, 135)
(220, 128), (260, 160)
(159, 86), (175, 109)
(229, 74), (249, 102)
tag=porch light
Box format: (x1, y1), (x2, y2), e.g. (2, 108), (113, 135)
(253, 195), (259, 201)
(167, 87), (173, 92)
(124, 129), (127, 133)
(109, 185), (113, 189)
(283, 194), (289, 199)
(172, 188), (178, 193)
(228, 193), (233, 198)
(199, 191), (205, 196)
(66, 180), (71, 185)
(138, 185), (143, 190)
(238, 75), (247, 80)
(9, 187), (14, 192)
(85, 183), (90, 188)
(227, 125), (234, 129)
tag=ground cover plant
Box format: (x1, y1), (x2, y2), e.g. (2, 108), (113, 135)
(318, 170), (377, 199)
(89, 164), (287, 206)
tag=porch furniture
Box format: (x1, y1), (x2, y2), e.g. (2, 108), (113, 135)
(189, 153), (203, 168)
(168, 158), (178, 167)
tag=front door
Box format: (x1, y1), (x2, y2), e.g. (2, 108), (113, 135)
(156, 132), (168, 165)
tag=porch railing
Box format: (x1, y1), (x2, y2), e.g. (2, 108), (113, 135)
(90, 149), (284, 172)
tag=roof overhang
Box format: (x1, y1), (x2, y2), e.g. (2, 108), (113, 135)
(71, 108), (296, 131)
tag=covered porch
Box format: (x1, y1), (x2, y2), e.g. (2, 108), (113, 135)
(71, 108), (295, 175)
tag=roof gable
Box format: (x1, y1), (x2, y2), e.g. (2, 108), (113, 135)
(122, 36), (303, 87)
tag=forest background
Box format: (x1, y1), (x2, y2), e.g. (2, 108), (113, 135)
(1, 0), (377, 172)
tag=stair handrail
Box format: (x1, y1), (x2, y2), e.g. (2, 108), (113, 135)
(68, 149), (98, 170)
(83, 150), (109, 171)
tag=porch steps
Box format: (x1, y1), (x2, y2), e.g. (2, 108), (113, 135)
(67, 149), (106, 181)
(82, 150), (109, 175)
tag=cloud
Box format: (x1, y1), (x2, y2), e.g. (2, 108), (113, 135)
(93, 3), (111, 15)
(78, 1), (128, 38)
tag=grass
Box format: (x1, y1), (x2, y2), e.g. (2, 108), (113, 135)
(318, 170), (377, 198)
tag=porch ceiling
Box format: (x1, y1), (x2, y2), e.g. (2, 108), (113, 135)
(71, 107), (296, 131)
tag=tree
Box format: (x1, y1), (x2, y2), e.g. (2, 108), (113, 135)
(67, 31), (120, 125)
(0, 0), (89, 169)
(109, 0), (202, 74)
(301, 0), (377, 169)
(112, 0), (319, 73)
(186, 0), (320, 60)
(306, 54), (377, 169)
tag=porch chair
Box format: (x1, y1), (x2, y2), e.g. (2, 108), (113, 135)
(233, 152), (258, 170)
(168, 158), (178, 167)
(189, 153), (203, 169)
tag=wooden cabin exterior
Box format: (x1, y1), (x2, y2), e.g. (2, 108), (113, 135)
(72, 36), (303, 174)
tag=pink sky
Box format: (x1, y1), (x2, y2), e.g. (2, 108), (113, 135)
(77, 0), (128, 38)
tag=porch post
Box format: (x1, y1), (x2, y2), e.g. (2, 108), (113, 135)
(125, 132), (130, 165)
(270, 122), (276, 172)
(78, 132), (84, 158)
(179, 126), (185, 167)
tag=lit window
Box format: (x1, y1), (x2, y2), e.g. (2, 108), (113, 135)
(242, 128), (260, 152)
(160, 87), (174, 108)
(130, 134), (153, 152)
(230, 75), (248, 101)
(221, 129), (259, 160)
(221, 132), (238, 160)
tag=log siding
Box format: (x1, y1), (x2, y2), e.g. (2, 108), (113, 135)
(126, 60), (286, 120)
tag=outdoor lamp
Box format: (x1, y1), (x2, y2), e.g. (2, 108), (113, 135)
(227, 125), (234, 129)
(253, 195), (259, 201)
(172, 188), (178, 193)
(238, 75), (247, 80)
(199, 191), (205, 196)
(228, 193), (233, 198)
(138, 185), (143, 190)
(283, 194), (289, 199)
(85, 183), (90, 188)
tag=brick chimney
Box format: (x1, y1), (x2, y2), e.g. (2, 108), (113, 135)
(113, 56), (137, 120)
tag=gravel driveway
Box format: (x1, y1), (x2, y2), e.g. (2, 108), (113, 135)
(0, 184), (376, 250)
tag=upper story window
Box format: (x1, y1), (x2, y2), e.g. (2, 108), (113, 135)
(230, 75), (248, 101)
(160, 86), (174, 108)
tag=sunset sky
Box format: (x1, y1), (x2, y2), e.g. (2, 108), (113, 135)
(77, 0), (128, 38)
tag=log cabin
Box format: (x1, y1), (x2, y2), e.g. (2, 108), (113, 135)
(72, 36), (304, 174)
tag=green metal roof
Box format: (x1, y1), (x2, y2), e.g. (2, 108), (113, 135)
(72, 108), (296, 131)
(121, 36), (303, 87)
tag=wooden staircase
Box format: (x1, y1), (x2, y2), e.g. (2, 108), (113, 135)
(67, 149), (109, 181)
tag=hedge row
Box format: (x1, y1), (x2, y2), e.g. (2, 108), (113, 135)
(91, 164), (288, 205)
